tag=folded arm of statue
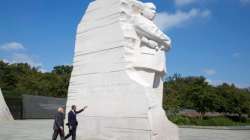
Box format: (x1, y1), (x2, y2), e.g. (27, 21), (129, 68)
(133, 18), (171, 50)
(141, 36), (158, 49)
(152, 28), (171, 50)
(159, 38), (171, 51)
(158, 45), (169, 51)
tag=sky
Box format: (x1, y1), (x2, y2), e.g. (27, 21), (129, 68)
(0, 0), (250, 88)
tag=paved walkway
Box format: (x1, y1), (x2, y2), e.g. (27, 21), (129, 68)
(180, 127), (250, 140)
(0, 120), (250, 140)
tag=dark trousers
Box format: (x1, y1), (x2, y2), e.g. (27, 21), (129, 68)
(65, 128), (76, 140)
(52, 129), (65, 140)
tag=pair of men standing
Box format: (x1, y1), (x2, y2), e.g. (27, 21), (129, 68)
(52, 105), (88, 140)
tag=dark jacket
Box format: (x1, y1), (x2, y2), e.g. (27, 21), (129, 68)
(53, 112), (65, 130)
(68, 109), (83, 129)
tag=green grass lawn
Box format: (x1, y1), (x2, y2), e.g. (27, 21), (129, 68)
(169, 115), (250, 126)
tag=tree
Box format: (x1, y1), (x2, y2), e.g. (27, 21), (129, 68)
(163, 75), (250, 120)
(52, 65), (72, 76)
(163, 85), (180, 115)
(164, 75), (219, 118)
(0, 60), (72, 98)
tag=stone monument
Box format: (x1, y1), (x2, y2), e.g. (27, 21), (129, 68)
(66, 0), (179, 139)
(0, 88), (13, 121)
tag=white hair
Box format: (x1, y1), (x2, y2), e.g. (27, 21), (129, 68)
(57, 107), (64, 112)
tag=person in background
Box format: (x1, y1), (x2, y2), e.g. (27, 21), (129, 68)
(65, 105), (88, 140)
(52, 107), (65, 140)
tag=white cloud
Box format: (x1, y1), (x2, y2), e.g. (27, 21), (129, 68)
(39, 68), (48, 73)
(232, 52), (240, 58)
(200, 10), (211, 17)
(5, 53), (42, 68)
(209, 80), (223, 86)
(0, 42), (25, 51)
(175, 0), (197, 6)
(203, 68), (216, 76)
(240, 0), (250, 5)
(207, 79), (249, 89)
(205, 78), (212, 84)
(154, 8), (211, 31)
(1, 41), (43, 68)
(207, 79), (225, 87)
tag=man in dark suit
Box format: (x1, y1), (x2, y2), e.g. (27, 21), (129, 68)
(65, 105), (88, 140)
(52, 107), (65, 140)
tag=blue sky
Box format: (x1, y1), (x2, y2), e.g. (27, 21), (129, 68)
(0, 0), (250, 88)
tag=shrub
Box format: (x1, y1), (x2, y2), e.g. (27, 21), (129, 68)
(169, 115), (250, 126)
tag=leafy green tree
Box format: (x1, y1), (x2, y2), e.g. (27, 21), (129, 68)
(163, 75), (250, 120)
(52, 65), (72, 76)
(163, 83), (180, 115)
(1, 60), (250, 121)
(0, 60), (72, 98)
(216, 84), (250, 119)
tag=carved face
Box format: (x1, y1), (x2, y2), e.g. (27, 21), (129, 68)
(142, 3), (156, 20)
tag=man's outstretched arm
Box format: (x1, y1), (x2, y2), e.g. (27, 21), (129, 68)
(75, 106), (88, 114)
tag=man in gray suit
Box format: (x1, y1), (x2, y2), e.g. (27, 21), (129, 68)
(52, 107), (65, 140)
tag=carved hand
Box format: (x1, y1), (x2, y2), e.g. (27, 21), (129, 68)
(141, 37), (158, 49)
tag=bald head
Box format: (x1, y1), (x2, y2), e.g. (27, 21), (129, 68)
(144, 2), (156, 11)
(142, 2), (157, 20)
(57, 107), (64, 113)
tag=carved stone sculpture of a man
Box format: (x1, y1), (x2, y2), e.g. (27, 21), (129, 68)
(66, 0), (179, 139)
(123, 0), (171, 88)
